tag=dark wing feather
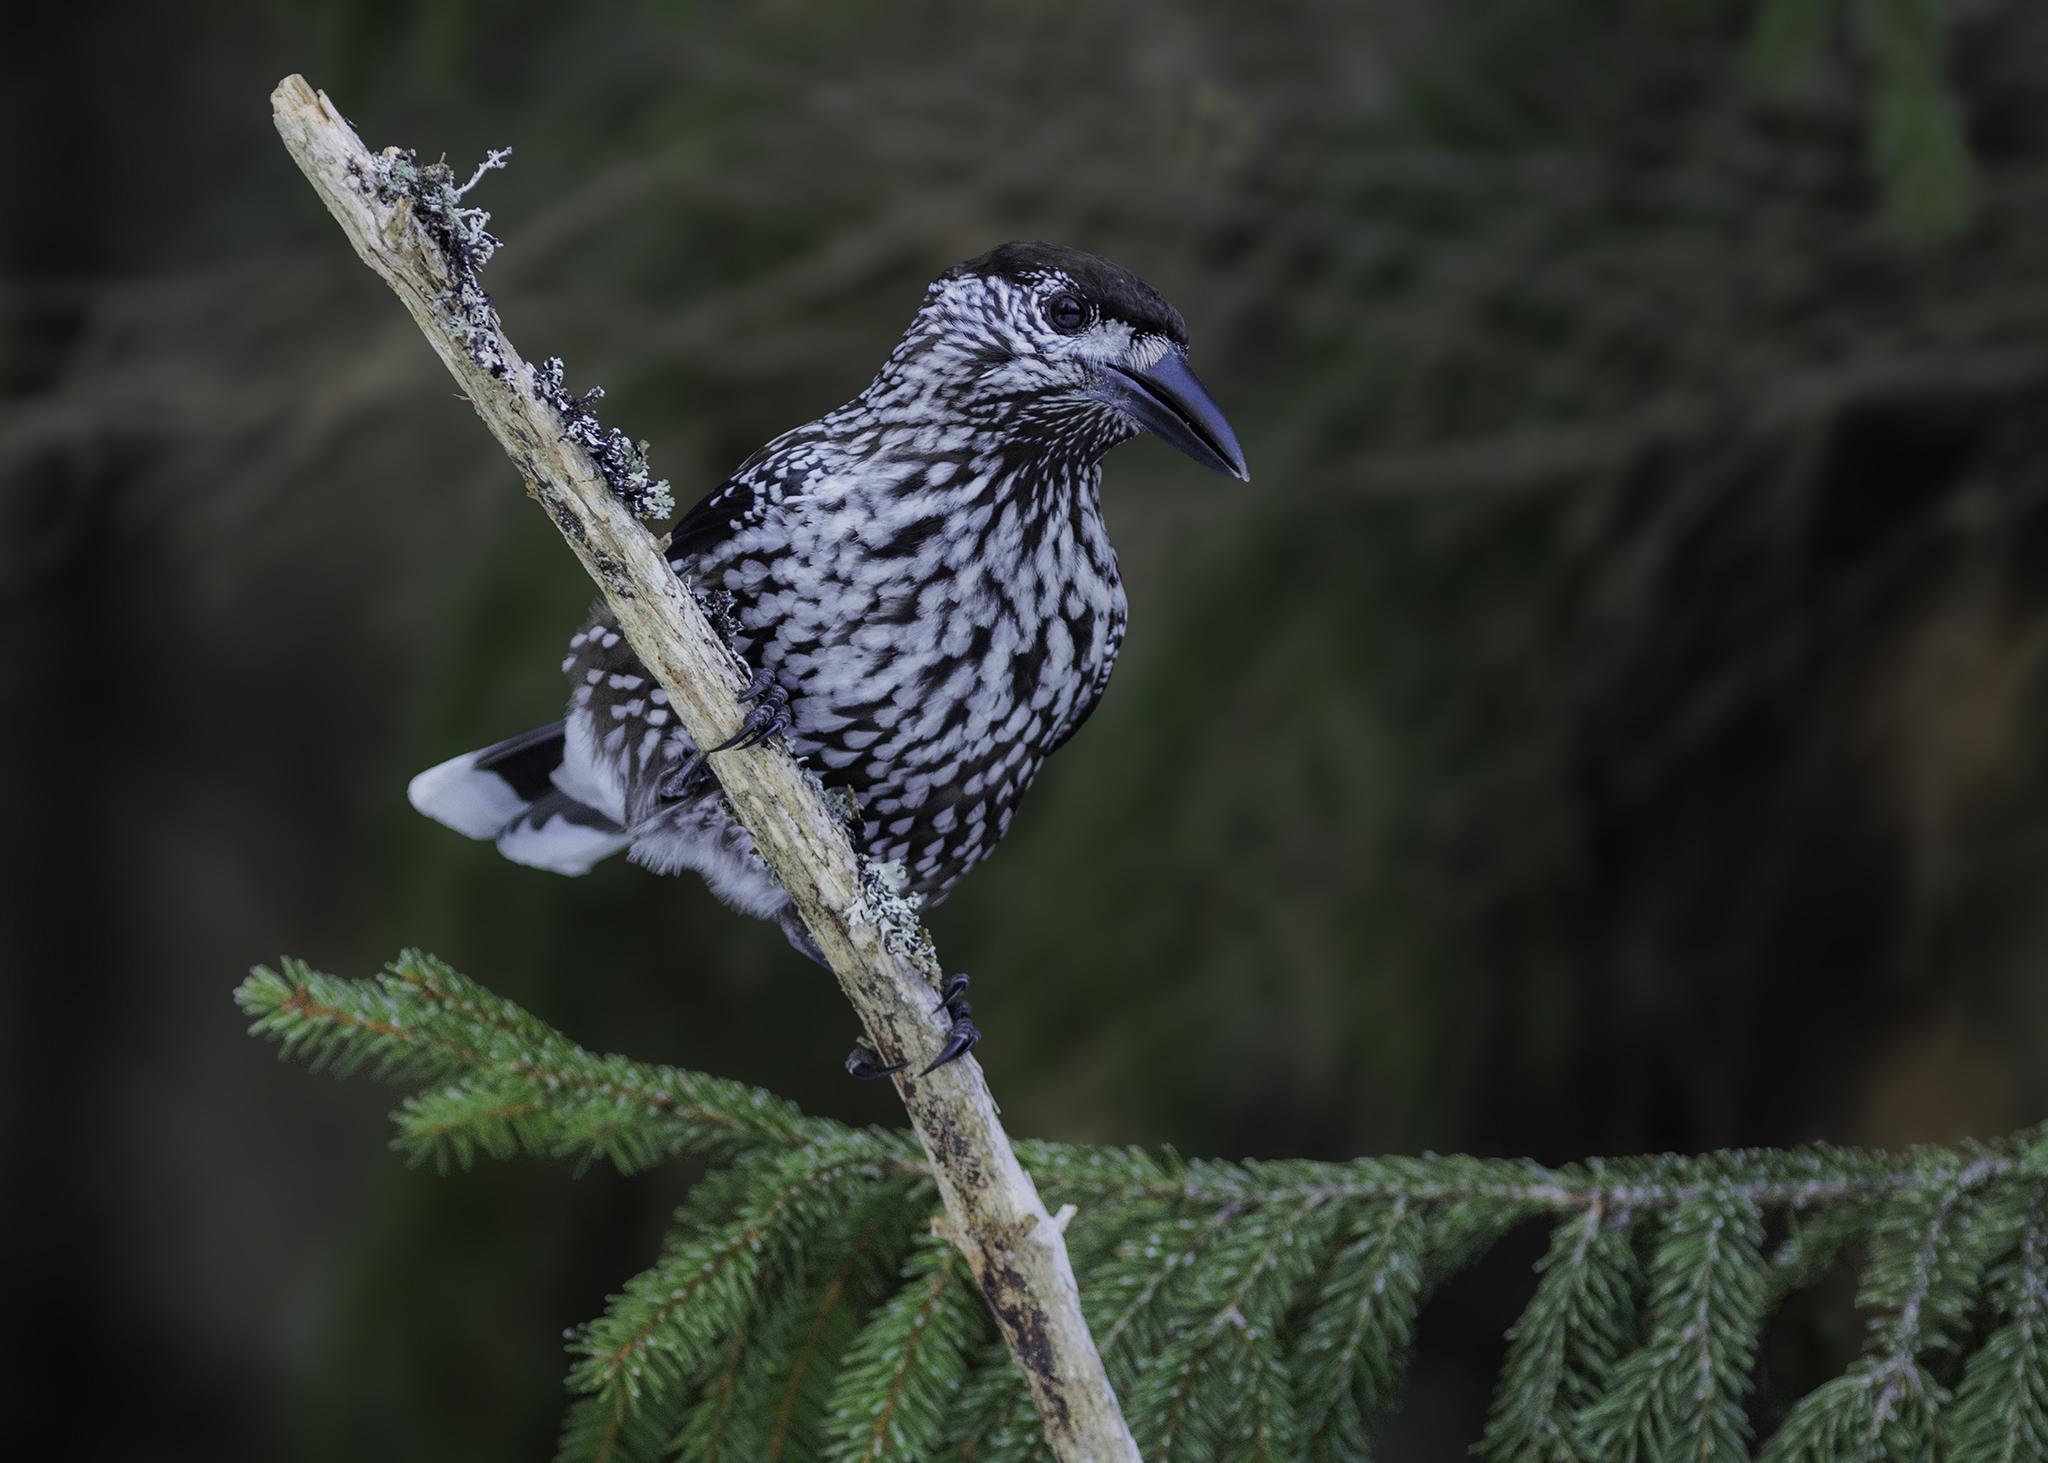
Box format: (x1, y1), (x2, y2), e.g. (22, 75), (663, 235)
(665, 475), (765, 569)
(1044, 631), (1122, 757)
(663, 419), (836, 570)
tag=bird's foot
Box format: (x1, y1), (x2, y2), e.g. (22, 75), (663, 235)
(779, 909), (830, 970)
(709, 666), (793, 752)
(842, 973), (980, 1080)
(845, 1042), (905, 1081)
(921, 972), (980, 1076)
(657, 752), (708, 801)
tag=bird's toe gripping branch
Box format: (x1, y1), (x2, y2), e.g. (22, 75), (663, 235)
(844, 1043), (905, 1081)
(924, 980), (981, 1075)
(709, 664), (794, 752)
(846, 972), (980, 1080)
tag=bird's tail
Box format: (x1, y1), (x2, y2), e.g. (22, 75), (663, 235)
(406, 720), (631, 876)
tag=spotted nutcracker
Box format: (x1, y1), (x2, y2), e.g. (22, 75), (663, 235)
(408, 241), (1248, 1075)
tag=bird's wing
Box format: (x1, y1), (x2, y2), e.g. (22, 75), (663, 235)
(664, 474), (766, 568)
(1044, 619), (1126, 757)
(663, 420), (836, 569)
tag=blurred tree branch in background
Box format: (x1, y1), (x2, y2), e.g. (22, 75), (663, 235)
(1748, 0), (1977, 240)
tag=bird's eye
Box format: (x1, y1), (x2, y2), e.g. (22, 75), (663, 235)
(1045, 293), (1090, 334)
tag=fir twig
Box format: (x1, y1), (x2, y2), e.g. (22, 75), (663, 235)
(1941, 1182), (2048, 1461)
(1478, 1201), (1638, 1462)
(1760, 1158), (2012, 1460)
(1576, 1192), (1767, 1463)
(238, 953), (838, 1166)
(821, 1238), (991, 1460)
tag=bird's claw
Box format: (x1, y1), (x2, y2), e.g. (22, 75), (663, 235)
(845, 1042), (906, 1081)
(919, 1006), (981, 1077)
(710, 671), (792, 752)
(658, 753), (708, 801)
(737, 664), (777, 703)
(919, 972), (979, 1077)
(842, 972), (980, 1080)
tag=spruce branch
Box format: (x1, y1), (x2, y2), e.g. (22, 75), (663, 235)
(1127, 1196), (1341, 1460)
(1759, 1158), (2011, 1460)
(243, 953), (2048, 1458)
(1767, 1196), (1883, 1303)
(269, 73), (1136, 1461)
(1575, 1192), (1767, 1463)
(1021, 1141), (2015, 1218)
(238, 952), (836, 1168)
(1478, 1202), (1638, 1462)
(1941, 1183), (2048, 1461)
(1296, 1198), (1426, 1460)
(764, 1213), (914, 1460)
(561, 1148), (907, 1461)
(821, 1238), (991, 1461)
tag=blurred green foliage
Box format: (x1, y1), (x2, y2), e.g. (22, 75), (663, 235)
(9, 0), (2048, 1457)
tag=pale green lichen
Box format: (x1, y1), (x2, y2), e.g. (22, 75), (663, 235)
(821, 783), (865, 830)
(352, 146), (674, 522)
(845, 856), (933, 964)
(531, 357), (676, 521)
(354, 145), (511, 378)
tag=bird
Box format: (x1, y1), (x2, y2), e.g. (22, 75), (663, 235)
(407, 241), (1248, 1076)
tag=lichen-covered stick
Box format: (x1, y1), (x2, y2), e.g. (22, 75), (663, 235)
(269, 74), (1141, 1461)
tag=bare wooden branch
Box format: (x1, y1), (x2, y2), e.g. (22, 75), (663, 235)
(270, 73), (1138, 1462)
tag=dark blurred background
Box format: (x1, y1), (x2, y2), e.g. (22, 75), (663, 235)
(8, 1), (2048, 1456)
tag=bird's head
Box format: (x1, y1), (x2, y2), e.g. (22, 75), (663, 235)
(869, 241), (1249, 482)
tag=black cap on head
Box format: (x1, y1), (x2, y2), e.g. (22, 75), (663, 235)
(948, 241), (1188, 348)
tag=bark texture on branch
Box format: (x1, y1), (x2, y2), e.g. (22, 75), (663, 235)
(270, 73), (1138, 1462)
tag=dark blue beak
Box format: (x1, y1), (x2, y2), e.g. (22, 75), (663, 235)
(1100, 350), (1250, 481)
